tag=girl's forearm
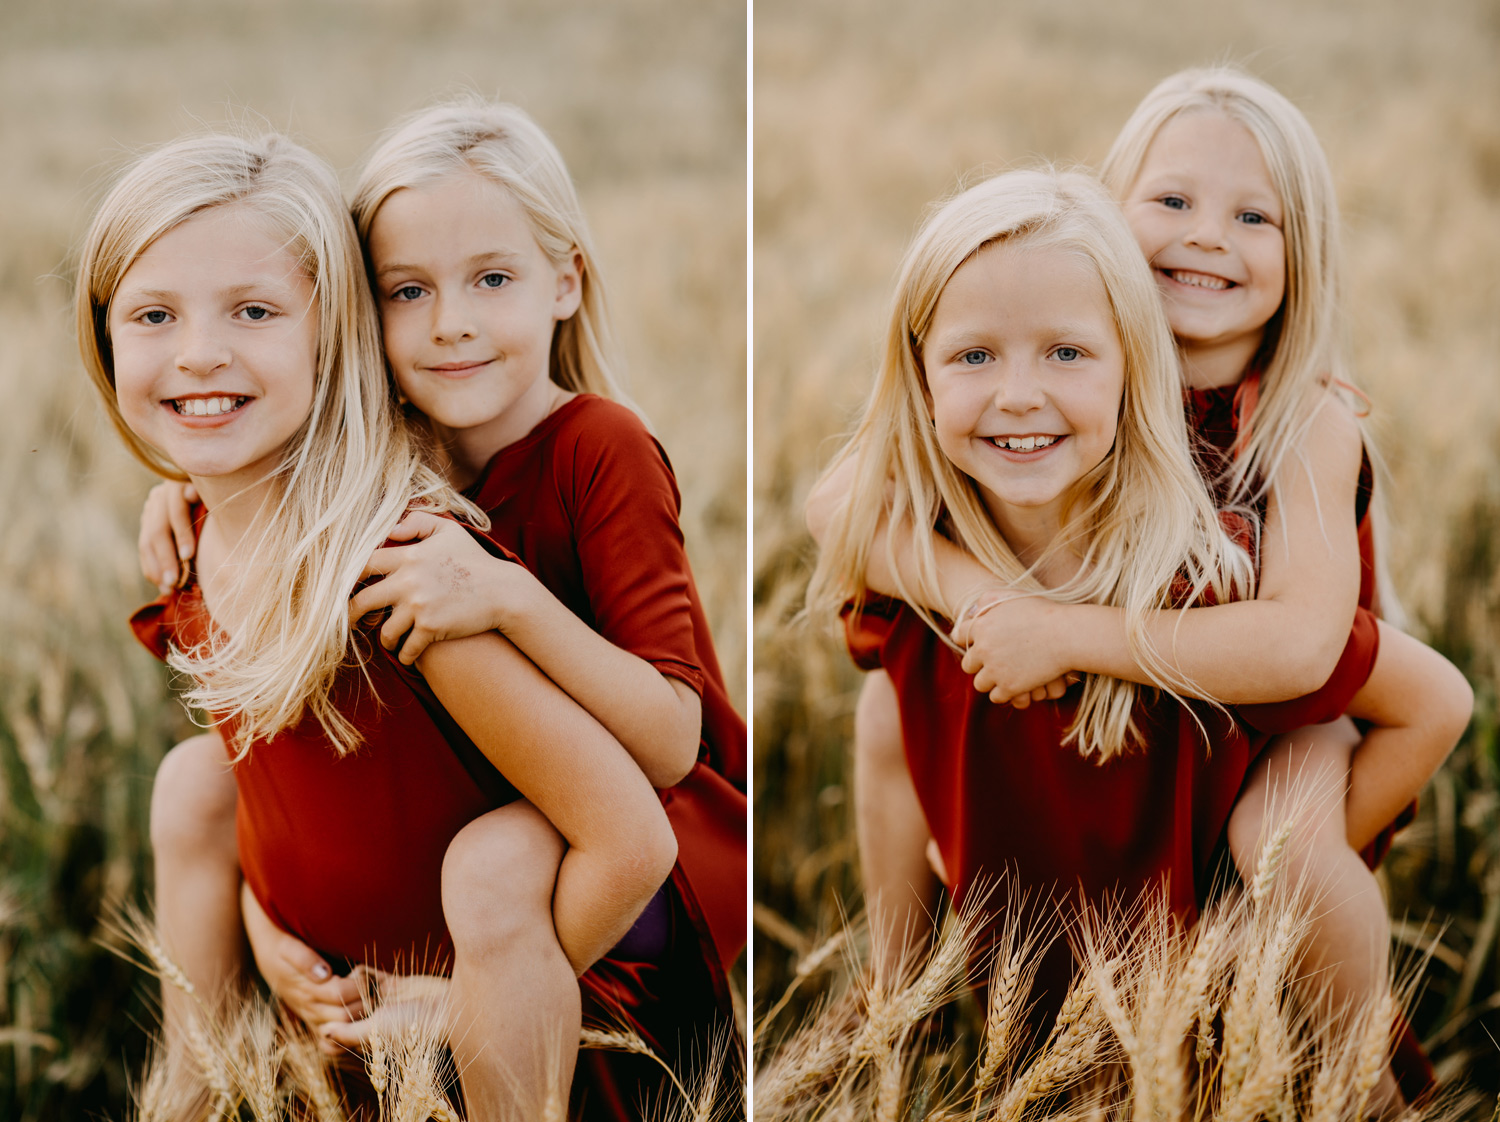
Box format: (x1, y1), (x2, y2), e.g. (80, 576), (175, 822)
(1050, 599), (1355, 703)
(490, 568), (701, 788)
(419, 632), (679, 973)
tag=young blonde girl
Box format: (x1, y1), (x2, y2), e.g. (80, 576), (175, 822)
(86, 130), (678, 1119)
(807, 164), (1266, 1020)
(810, 67), (1469, 1105)
(139, 100), (746, 1119)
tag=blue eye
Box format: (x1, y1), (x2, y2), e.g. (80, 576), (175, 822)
(1238, 211), (1266, 225)
(479, 272), (508, 289)
(243, 305), (271, 321)
(1160, 196), (1187, 210)
(960, 349), (989, 365)
(142, 310), (169, 325)
(392, 285), (424, 302)
(1053, 346), (1081, 362)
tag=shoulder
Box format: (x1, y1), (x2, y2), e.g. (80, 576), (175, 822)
(550, 395), (676, 488)
(1305, 391), (1363, 464)
(554, 395), (663, 456)
(1278, 389), (1362, 498)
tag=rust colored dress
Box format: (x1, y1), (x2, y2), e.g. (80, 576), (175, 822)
(463, 394), (745, 1119)
(133, 524), (527, 976)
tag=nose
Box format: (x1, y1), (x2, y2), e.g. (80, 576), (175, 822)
(175, 318), (231, 377)
(1183, 209), (1229, 252)
(991, 360), (1046, 415)
(430, 291), (476, 344)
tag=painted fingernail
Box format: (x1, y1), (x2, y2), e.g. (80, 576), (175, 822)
(312, 962), (331, 981)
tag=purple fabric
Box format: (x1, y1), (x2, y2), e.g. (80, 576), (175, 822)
(608, 884), (672, 962)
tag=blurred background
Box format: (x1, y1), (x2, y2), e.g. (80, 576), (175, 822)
(0, 1), (744, 1117)
(753, 0), (1500, 1098)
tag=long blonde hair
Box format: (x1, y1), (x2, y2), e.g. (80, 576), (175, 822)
(808, 168), (1254, 761)
(1101, 66), (1350, 509)
(350, 95), (633, 408)
(78, 131), (483, 758)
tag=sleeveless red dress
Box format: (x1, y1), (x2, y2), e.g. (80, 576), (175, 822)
(462, 394), (745, 1119)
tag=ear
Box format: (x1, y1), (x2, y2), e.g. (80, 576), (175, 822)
(553, 249), (584, 321)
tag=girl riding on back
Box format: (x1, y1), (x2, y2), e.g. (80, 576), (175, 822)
(808, 67), (1470, 1108)
(137, 100), (746, 1120)
(83, 129), (677, 1119)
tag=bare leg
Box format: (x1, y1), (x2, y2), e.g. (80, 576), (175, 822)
(854, 671), (937, 978)
(149, 734), (243, 1052)
(443, 801), (577, 1120)
(1227, 719), (1400, 1112)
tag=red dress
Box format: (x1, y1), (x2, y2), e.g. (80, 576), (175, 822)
(464, 394), (746, 1118)
(132, 525), (525, 976)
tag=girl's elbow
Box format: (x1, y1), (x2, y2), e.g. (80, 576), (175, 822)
(617, 808), (678, 897)
(645, 727), (700, 789)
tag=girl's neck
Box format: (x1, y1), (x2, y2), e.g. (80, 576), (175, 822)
(427, 382), (575, 490)
(189, 474), (277, 627)
(983, 499), (1082, 589)
(1179, 329), (1263, 391)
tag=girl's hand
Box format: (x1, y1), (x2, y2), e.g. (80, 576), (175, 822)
(138, 481), (198, 594)
(241, 882), (366, 1053)
(953, 593), (1078, 707)
(348, 512), (535, 665)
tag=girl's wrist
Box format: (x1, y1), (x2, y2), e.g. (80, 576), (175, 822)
(486, 560), (545, 636)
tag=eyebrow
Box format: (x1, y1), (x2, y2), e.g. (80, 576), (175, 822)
(375, 251), (526, 278)
(121, 282), (293, 302)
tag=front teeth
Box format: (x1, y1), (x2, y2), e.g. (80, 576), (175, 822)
(1168, 270), (1231, 290)
(174, 396), (246, 416)
(993, 435), (1057, 451)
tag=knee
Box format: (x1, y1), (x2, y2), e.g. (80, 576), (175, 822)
(150, 734), (236, 859)
(1226, 794), (1267, 881)
(442, 803), (565, 956)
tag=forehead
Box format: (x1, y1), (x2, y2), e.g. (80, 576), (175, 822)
(119, 203), (308, 289)
(367, 169), (539, 258)
(931, 239), (1114, 332)
(1135, 110), (1278, 196)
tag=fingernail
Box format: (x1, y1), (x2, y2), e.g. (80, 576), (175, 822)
(312, 962), (331, 981)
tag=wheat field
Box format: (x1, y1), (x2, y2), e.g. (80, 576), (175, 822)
(0, 2), (744, 1118)
(753, 0), (1500, 1110)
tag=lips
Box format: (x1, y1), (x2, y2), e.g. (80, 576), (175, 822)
(424, 359), (493, 375)
(986, 433), (1062, 453)
(170, 395), (248, 417)
(1160, 268), (1235, 291)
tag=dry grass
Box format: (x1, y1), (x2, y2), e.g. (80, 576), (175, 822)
(754, 828), (1467, 1122)
(0, 2), (744, 1118)
(102, 905), (742, 1122)
(753, 0), (1500, 1101)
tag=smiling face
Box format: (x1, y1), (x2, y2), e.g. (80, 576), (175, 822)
(367, 170), (582, 461)
(923, 239), (1126, 554)
(1122, 110), (1286, 385)
(108, 203), (318, 503)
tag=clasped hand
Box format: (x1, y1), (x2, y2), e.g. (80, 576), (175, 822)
(952, 591), (1079, 707)
(349, 511), (532, 665)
